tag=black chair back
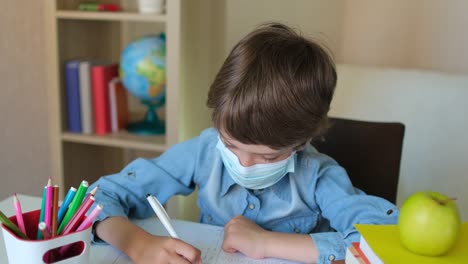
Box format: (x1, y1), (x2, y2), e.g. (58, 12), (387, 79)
(313, 117), (405, 203)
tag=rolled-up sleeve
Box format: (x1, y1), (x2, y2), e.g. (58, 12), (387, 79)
(311, 163), (399, 263)
(311, 231), (346, 263)
(87, 136), (203, 242)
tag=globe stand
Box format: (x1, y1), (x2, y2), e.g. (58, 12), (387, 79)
(127, 100), (165, 135)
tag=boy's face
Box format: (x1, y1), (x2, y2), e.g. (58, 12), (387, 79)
(219, 131), (298, 167)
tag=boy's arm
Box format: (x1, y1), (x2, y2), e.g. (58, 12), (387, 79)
(311, 162), (399, 263)
(222, 216), (348, 263)
(261, 232), (344, 264)
(95, 216), (202, 264)
(222, 215), (319, 263)
(261, 232), (318, 263)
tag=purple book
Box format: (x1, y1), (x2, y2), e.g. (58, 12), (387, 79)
(65, 60), (82, 133)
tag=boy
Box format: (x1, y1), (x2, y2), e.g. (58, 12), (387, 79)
(90, 23), (398, 264)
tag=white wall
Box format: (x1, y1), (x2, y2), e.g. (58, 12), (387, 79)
(0, 2), (49, 200)
(223, 0), (345, 62)
(332, 64), (468, 221)
(341, 0), (468, 74)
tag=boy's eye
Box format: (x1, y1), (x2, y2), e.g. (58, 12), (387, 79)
(226, 144), (236, 150)
(264, 156), (278, 162)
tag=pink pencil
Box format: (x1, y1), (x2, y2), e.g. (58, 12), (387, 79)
(45, 178), (53, 230)
(75, 204), (103, 232)
(61, 195), (95, 235)
(13, 193), (27, 235)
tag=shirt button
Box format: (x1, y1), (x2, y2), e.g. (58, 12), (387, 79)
(207, 215), (213, 221)
(248, 204), (255, 210)
(293, 227), (301, 233)
(328, 254), (335, 261)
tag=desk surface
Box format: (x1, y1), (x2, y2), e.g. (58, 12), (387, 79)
(0, 195), (302, 264)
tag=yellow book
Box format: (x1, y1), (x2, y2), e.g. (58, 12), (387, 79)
(354, 223), (468, 264)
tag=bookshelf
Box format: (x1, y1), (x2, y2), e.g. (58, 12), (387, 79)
(44, 0), (218, 217)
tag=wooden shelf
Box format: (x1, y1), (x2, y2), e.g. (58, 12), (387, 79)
(46, 1), (215, 217)
(56, 10), (166, 22)
(61, 132), (167, 152)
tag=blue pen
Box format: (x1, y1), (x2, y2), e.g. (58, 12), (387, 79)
(57, 186), (77, 224)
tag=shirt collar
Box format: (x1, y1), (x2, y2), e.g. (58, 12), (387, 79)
(220, 170), (237, 197)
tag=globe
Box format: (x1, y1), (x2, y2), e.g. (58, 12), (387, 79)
(120, 33), (166, 135)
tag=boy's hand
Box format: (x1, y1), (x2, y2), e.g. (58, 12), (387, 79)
(222, 215), (269, 259)
(95, 217), (202, 264)
(134, 235), (202, 264)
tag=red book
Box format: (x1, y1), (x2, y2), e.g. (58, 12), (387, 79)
(352, 242), (370, 264)
(108, 77), (129, 132)
(91, 63), (118, 135)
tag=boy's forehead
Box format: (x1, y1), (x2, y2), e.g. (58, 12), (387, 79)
(219, 131), (286, 155)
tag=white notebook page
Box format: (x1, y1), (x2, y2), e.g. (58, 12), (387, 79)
(92, 217), (300, 264)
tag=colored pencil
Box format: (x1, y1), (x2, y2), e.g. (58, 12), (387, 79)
(45, 178), (53, 231)
(75, 204), (103, 232)
(57, 180), (88, 234)
(39, 221), (54, 262)
(57, 186), (77, 224)
(0, 210), (28, 239)
(88, 185), (99, 196)
(13, 193), (26, 235)
(51, 185), (59, 237)
(61, 195), (95, 235)
(37, 186), (47, 239)
(38, 222), (51, 239)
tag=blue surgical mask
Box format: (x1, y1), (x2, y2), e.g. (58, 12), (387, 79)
(216, 137), (296, 190)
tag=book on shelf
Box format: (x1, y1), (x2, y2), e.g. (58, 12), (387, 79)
(354, 223), (468, 264)
(78, 60), (95, 134)
(345, 242), (370, 264)
(91, 63), (119, 135)
(65, 60), (82, 133)
(108, 77), (129, 133)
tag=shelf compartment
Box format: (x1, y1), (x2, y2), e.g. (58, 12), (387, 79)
(56, 10), (166, 23)
(62, 142), (126, 189)
(61, 132), (167, 152)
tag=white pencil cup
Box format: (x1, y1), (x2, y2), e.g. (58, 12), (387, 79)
(1, 209), (92, 264)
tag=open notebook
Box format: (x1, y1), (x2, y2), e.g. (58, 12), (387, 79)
(91, 217), (301, 264)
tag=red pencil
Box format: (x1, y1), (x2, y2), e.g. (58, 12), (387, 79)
(61, 195), (95, 235)
(38, 222), (51, 239)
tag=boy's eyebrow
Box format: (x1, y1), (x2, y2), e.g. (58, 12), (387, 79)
(221, 135), (288, 156)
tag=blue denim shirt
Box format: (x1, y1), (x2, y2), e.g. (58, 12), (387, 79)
(90, 128), (398, 263)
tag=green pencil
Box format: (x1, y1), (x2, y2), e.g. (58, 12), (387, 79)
(0, 210), (28, 239)
(37, 186), (47, 239)
(57, 180), (88, 234)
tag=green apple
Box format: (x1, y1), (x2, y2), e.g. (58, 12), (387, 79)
(398, 191), (461, 256)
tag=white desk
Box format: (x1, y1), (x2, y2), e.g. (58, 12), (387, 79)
(0, 195), (298, 264)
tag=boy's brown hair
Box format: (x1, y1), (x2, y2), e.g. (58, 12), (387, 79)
(207, 23), (337, 149)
